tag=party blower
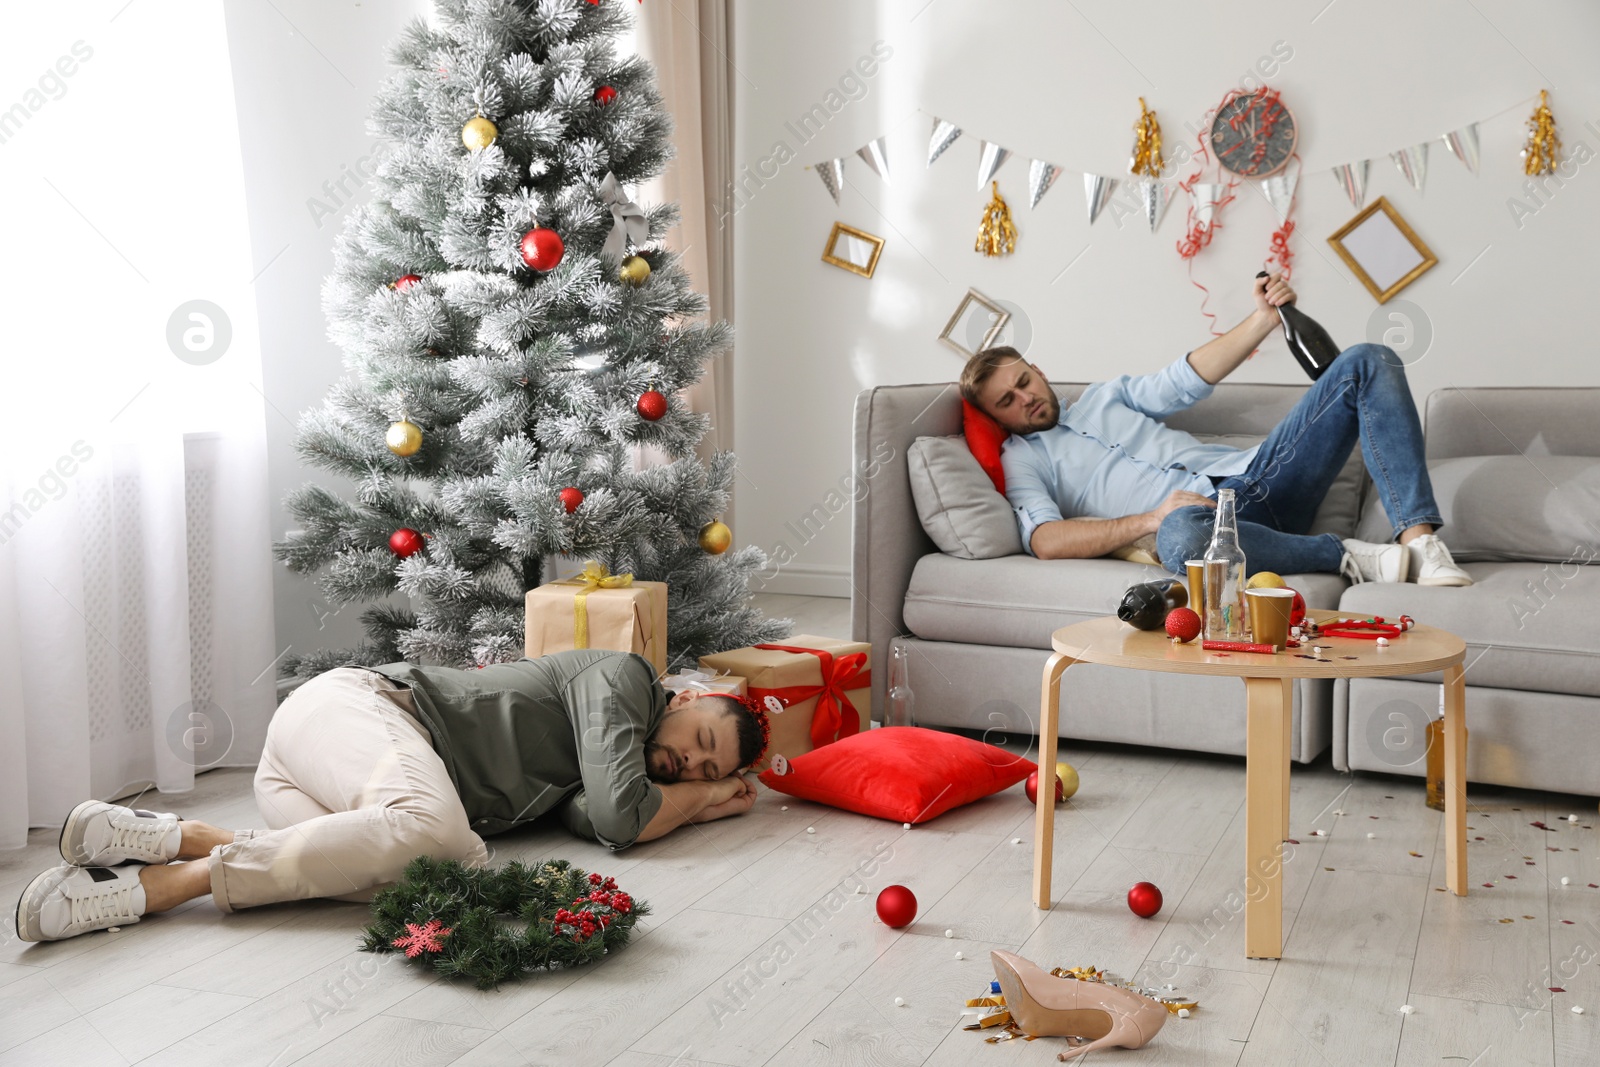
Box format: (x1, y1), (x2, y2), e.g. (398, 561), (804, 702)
(1257, 270), (1341, 381)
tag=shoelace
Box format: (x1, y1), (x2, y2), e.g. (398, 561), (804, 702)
(69, 881), (136, 928)
(110, 818), (170, 857)
(1418, 538), (1451, 567)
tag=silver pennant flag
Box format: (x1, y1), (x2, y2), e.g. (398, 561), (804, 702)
(856, 136), (891, 185)
(1259, 158), (1300, 225)
(1332, 160), (1368, 208)
(1135, 179), (1174, 233)
(927, 117), (961, 168)
(1028, 159), (1063, 209)
(1084, 173), (1118, 225)
(814, 158), (844, 204)
(1391, 143), (1428, 193)
(1441, 124), (1480, 174)
(1189, 182), (1227, 230)
(976, 141), (1011, 190)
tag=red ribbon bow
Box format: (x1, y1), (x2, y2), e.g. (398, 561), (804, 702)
(750, 644), (872, 749)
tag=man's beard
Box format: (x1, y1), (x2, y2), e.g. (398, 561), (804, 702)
(1023, 392), (1060, 432)
(644, 739), (678, 783)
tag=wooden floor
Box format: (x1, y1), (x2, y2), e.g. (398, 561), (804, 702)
(2, 594), (1596, 1066)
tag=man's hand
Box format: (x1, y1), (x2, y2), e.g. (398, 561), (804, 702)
(1253, 272), (1297, 317)
(1150, 490), (1216, 526)
(695, 774), (757, 823)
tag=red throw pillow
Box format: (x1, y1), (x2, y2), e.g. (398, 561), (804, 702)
(962, 399), (1008, 495)
(758, 726), (1035, 824)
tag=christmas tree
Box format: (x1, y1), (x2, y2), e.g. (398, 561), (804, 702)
(275, 0), (788, 676)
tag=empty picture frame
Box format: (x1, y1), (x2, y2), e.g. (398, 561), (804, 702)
(821, 222), (885, 278)
(1327, 196), (1438, 304)
(939, 288), (1010, 358)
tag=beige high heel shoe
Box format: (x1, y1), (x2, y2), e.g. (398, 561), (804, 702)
(990, 950), (1168, 1058)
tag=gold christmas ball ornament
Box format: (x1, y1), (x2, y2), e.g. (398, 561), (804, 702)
(385, 419), (423, 457)
(698, 520), (732, 554)
(461, 116), (498, 150)
(619, 255), (652, 286)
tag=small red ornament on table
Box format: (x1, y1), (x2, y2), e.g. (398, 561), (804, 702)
(559, 487), (584, 514)
(1165, 606), (1202, 643)
(876, 885), (917, 928)
(520, 227), (565, 271)
(636, 389), (668, 421)
(1127, 881), (1163, 918)
(388, 528), (425, 558)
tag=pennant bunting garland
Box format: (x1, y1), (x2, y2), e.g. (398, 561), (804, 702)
(1188, 182), (1228, 231)
(814, 158), (843, 204)
(1084, 174), (1118, 225)
(1259, 157), (1300, 225)
(1028, 159), (1063, 209)
(976, 141), (1011, 190)
(1442, 124), (1480, 174)
(856, 136), (891, 184)
(1134, 179), (1174, 233)
(1331, 160), (1368, 208)
(1391, 143), (1428, 193)
(928, 117), (961, 168)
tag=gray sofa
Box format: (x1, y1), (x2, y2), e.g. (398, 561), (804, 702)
(850, 381), (1599, 798)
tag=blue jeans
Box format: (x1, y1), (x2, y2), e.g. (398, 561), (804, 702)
(1156, 344), (1445, 576)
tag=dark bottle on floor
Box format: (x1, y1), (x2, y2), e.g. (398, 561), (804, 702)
(1257, 270), (1341, 381)
(1116, 578), (1188, 631)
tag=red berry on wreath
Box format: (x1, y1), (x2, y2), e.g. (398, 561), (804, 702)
(1165, 606), (1202, 643)
(519, 227), (565, 271)
(388, 528), (425, 558)
(559, 486), (584, 514)
(594, 85), (618, 105)
(391, 273), (422, 291)
(636, 389), (668, 421)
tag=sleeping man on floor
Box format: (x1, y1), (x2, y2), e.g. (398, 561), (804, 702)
(17, 649), (767, 942)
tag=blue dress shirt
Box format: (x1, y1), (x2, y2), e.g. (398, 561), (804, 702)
(1002, 356), (1259, 556)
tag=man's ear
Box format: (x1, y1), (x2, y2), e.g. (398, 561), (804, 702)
(666, 689), (691, 711)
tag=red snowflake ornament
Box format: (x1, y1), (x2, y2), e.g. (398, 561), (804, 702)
(392, 918), (453, 958)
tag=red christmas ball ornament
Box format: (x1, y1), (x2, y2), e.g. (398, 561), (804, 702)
(519, 227), (565, 271)
(593, 85), (618, 105)
(1286, 587), (1307, 627)
(1127, 881), (1164, 919)
(388, 528), (425, 558)
(559, 486), (584, 514)
(875, 885), (917, 929)
(1025, 769), (1066, 805)
(636, 389), (668, 422)
(391, 273), (422, 292)
(1165, 606), (1202, 643)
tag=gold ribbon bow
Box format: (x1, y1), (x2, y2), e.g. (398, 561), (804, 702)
(558, 561), (633, 649)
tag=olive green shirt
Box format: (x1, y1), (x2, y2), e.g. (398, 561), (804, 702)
(370, 650), (667, 849)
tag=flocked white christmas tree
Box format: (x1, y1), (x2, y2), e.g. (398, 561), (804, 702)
(275, 0), (788, 676)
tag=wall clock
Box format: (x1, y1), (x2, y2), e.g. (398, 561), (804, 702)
(1209, 88), (1297, 179)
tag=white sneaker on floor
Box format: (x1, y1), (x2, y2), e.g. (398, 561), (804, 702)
(59, 800), (180, 866)
(15, 863), (147, 942)
(1339, 538), (1410, 584)
(1408, 533), (1474, 587)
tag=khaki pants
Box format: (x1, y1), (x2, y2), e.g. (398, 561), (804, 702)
(208, 666), (489, 912)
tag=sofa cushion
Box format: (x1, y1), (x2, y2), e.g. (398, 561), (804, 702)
(1355, 455), (1600, 564)
(1338, 561), (1600, 698)
(962, 399), (1008, 494)
(1193, 432), (1366, 540)
(904, 552), (1349, 650)
(907, 436), (1022, 559)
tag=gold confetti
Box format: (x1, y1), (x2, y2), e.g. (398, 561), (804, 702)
(1409, 851), (1423, 857)
(965, 995), (1006, 1008)
(1500, 919), (1515, 924)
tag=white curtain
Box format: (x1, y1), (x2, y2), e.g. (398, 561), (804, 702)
(0, 3), (277, 848)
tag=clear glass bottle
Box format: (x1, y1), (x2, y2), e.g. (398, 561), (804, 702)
(885, 643), (915, 728)
(1203, 488), (1248, 641)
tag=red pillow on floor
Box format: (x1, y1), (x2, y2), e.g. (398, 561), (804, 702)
(962, 399), (1008, 495)
(757, 727), (1035, 824)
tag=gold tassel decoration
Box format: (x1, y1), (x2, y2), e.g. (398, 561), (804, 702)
(1522, 89), (1561, 175)
(1130, 97), (1165, 178)
(975, 181), (1017, 256)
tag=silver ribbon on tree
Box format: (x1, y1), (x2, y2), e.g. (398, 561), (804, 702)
(598, 171), (649, 264)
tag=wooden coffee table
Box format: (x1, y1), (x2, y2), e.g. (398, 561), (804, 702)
(1033, 609), (1468, 959)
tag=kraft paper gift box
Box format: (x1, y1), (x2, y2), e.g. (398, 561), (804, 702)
(697, 635), (871, 771)
(660, 669), (747, 697)
(524, 562), (668, 676)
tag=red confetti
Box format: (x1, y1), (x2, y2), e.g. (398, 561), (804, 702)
(1589, 884), (1599, 889)
(1506, 875), (1518, 879)
(1287, 839), (1300, 845)
(1550, 987), (1566, 993)
(1483, 883), (1496, 888)
(1526, 861), (1536, 866)
(1563, 920), (1576, 925)
(1531, 821), (1556, 831)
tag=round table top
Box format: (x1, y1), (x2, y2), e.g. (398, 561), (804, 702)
(1051, 609), (1465, 679)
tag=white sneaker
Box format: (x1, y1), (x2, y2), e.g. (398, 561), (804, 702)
(1409, 533), (1473, 587)
(15, 863), (147, 942)
(59, 800), (181, 866)
(1339, 538), (1410, 584)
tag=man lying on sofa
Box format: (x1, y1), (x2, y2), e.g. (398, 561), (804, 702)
(960, 272), (1471, 587)
(17, 649), (767, 942)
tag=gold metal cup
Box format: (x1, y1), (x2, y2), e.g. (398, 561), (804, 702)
(1245, 588), (1296, 650)
(1185, 560), (1205, 614)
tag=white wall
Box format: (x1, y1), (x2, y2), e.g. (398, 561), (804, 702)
(224, 0), (432, 669)
(730, 0), (1600, 598)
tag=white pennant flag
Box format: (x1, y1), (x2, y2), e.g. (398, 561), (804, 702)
(1332, 161), (1368, 208)
(1084, 174), (1118, 224)
(1441, 124), (1480, 175)
(856, 136), (890, 185)
(814, 158), (843, 204)
(1028, 159), (1063, 209)
(927, 117), (961, 168)
(1134, 179), (1175, 233)
(1189, 182), (1227, 230)
(1391, 143), (1428, 193)
(1259, 157), (1300, 225)
(976, 141), (1011, 190)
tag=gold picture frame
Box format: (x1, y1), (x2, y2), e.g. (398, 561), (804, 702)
(1327, 196), (1438, 304)
(939, 288), (1010, 358)
(821, 222), (884, 278)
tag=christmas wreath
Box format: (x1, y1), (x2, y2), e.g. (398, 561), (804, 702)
(361, 856), (649, 988)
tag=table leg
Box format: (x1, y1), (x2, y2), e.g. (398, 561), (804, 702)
(1280, 677), (1293, 841)
(1244, 676), (1292, 959)
(1032, 652), (1074, 910)
(1444, 662), (1468, 896)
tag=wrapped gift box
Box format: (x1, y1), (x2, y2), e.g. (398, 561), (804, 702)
(698, 635), (870, 770)
(661, 670), (747, 697)
(524, 564), (667, 676)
